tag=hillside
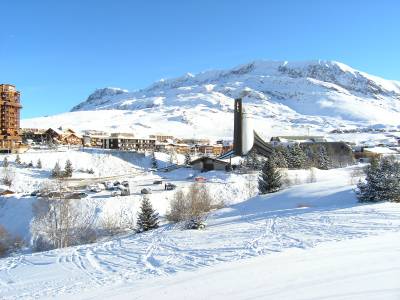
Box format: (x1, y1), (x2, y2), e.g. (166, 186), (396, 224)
(1, 165), (400, 299)
(23, 60), (400, 139)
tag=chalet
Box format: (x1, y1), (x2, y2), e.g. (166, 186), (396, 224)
(198, 144), (214, 156)
(62, 132), (82, 145)
(190, 156), (229, 172)
(43, 128), (63, 144)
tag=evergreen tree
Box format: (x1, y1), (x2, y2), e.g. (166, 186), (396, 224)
(244, 149), (262, 171)
(287, 144), (307, 169)
(258, 159), (282, 194)
(15, 154), (21, 165)
(357, 156), (400, 203)
(36, 159), (42, 169)
(64, 159), (73, 178)
(184, 152), (192, 166)
(136, 196), (159, 232)
(151, 151), (158, 169)
(270, 148), (288, 169)
(51, 162), (62, 178)
(28, 161), (33, 168)
(2, 157), (9, 168)
(316, 146), (331, 170)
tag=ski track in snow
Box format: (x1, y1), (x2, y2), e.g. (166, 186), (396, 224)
(1, 195), (400, 299)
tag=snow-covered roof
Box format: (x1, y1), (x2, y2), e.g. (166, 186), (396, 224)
(363, 147), (398, 154)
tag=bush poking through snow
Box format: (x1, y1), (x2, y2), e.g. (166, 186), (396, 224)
(15, 154), (21, 165)
(2, 157), (9, 168)
(357, 156), (400, 203)
(1, 164), (15, 187)
(136, 196), (159, 233)
(151, 151), (158, 169)
(259, 159), (282, 194)
(36, 159), (42, 169)
(0, 225), (24, 257)
(167, 183), (214, 229)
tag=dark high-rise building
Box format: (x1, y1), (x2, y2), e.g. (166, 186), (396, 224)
(0, 84), (22, 152)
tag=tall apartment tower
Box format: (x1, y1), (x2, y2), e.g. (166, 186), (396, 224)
(0, 84), (22, 152)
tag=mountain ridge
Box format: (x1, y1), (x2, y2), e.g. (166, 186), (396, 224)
(23, 60), (400, 139)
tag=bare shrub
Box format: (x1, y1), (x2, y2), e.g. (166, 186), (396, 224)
(1, 165), (15, 187)
(281, 170), (292, 188)
(166, 183), (215, 229)
(101, 206), (136, 235)
(350, 167), (365, 185)
(0, 225), (24, 257)
(307, 168), (317, 183)
(31, 179), (96, 251)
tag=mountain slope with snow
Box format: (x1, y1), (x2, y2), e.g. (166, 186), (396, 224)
(23, 60), (400, 138)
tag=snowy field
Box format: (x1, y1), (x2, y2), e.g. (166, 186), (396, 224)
(1, 158), (400, 299)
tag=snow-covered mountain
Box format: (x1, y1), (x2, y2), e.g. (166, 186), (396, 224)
(23, 60), (400, 139)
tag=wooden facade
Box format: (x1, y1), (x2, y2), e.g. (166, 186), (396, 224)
(0, 84), (22, 152)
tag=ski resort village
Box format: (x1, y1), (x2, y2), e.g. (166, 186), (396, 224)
(1, 2), (400, 299)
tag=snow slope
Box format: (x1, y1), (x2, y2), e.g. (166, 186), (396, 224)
(23, 60), (400, 139)
(73, 233), (400, 300)
(1, 166), (400, 299)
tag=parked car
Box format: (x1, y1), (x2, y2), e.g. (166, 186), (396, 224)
(153, 180), (163, 185)
(164, 183), (177, 190)
(111, 190), (121, 197)
(47, 191), (62, 199)
(30, 190), (40, 197)
(104, 181), (114, 190)
(121, 181), (129, 188)
(113, 181), (121, 186)
(120, 188), (130, 196)
(194, 176), (207, 182)
(66, 192), (88, 199)
(141, 188), (152, 194)
(87, 184), (102, 193)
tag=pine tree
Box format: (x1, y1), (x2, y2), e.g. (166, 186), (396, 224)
(136, 196), (159, 232)
(316, 146), (331, 170)
(36, 159), (42, 169)
(244, 149), (262, 171)
(64, 159), (73, 178)
(357, 156), (400, 203)
(15, 154), (21, 165)
(258, 159), (282, 194)
(287, 144), (307, 169)
(28, 161), (33, 168)
(51, 162), (62, 178)
(2, 157), (9, 168)
(184, 152), (192, 166)
(270, 148), (288, 169)
(151, 151), (158, 169)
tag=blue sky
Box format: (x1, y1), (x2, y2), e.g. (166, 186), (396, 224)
(1, 0), (399, 118)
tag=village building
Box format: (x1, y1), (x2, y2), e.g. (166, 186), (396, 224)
(0, 84), (23, 153)
(270, 135), (327, 146)
(101, 133), (156, 151)
(190, 156), (229, 172)
(83, 134), (107, 147)
(149, 134), (175, 142)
